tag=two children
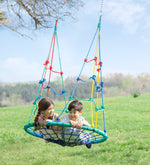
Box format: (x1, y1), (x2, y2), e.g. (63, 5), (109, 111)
(34, 98), (92, 148)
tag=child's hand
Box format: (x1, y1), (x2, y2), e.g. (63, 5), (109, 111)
(46, 119), (52, 124)
(69, 120), (77, 127)
(76, 121), (83, 129)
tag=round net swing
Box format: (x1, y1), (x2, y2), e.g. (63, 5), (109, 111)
(24, 16), (108, 147)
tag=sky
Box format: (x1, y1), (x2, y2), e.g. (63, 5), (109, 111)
(0, 0), (150, 83)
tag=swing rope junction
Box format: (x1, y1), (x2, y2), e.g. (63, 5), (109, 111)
(24, 14), (108, 147)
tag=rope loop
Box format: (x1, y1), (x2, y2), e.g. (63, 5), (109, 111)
(84, 56), (97, 64)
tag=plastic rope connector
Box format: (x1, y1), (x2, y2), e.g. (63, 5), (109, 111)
(47, 85), (51, 88)
(77, 77), (80, 81)
(69, 96), (73, 100)
(101, 105), (105, 109)
(54, 26), (57, 31)
(56, 117), (60, 122)
(44, 60), (49, 65)
(92, 75), (96, 80)
(84, 58), (88, 62)
(95, 86), (101, 92)
(99, 61), (103, 67)
(62, 90), (66, 94)
(89, 98), (93, 101)
(39, 80), (43, 84)
(101, 82), (104, 87)
(39, 95), (42, 99)
(94, 56), (97, 63)
(60, 72), (63, 75)
(33, 100), (36, 105)
(97, 68), (101, 72)
(43, 78), (46, 82)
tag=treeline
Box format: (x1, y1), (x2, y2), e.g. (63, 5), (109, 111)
(0, 73), (150, 107)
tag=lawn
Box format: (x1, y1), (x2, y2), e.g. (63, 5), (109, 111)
(0, 94), (150, 165)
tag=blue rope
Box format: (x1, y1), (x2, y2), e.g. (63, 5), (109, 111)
(77, 75), (95, 82)
(28, 66), (47, 123)
(77, 75), (104, 93)
(43, 85), (66, 95)
(98, 15), (106, 133)
(70, 27), (98, 99)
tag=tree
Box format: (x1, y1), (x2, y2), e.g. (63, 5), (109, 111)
(0, 0), (6, 24)
(0, 0), (83, 36)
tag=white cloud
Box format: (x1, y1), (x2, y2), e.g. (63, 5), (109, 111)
(143, 15), (150, 29)
(141, 35), (150, 43)
(0, 58), (42, 82)
(104, 0), (145, 34)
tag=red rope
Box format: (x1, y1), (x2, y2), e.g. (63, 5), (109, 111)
(50, 66), (63, 75)
(47, 21), (58, 97)
(40, 32), (55, 96)
(84, 56), (97, 64)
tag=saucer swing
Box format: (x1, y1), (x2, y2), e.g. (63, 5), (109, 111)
(24, 2), (108, 146)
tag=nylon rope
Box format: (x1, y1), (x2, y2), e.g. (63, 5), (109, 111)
(47, 21), (58, 97)
(40, 32), (55, 96)
(29, 26), (56, 122)
(100, 0), (104, 14)
(98, 15), (106, 133)
(59, 27), (98, 118)
(55, 32), (67, 112)
(90, 33), (99, 128)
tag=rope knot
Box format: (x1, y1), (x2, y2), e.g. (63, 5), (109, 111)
(99, 61), (103, 67)
(60, 72), (63, 75)
(44, 60), (49, 65)
(97, 68), (101, 72)
(84, 58), (88, 62)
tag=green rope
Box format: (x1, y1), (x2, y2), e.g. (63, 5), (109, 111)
(56, 32), (67, 107)
(28, 64), (47, 123)
(69, 97), (105, 112)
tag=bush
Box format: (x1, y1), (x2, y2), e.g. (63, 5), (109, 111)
(132, 91), (140, 98)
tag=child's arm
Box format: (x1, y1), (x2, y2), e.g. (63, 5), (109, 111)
(69, 120), (78, 127)
(38, 117), (52, 126)
(76, 119), (90, 129)
(61, 115), (77, 128)
(65, 120), (89, 129)
(52, 113), (62, 134)
(54, 113), (59, 122)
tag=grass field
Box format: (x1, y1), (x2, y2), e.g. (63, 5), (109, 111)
(0, 94), (150, 165)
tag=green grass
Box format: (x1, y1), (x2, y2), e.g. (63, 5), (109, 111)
(0, 94), (150, 165)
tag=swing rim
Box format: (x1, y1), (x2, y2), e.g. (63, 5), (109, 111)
(24, 121), (108, 144)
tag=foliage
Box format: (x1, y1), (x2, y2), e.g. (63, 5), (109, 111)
(0, 0), (5, 23)
(132, 91), (140, 98)
(0, 0), (83, 35)
(0, 73), (150, 107)
(0, 94), (150, 164)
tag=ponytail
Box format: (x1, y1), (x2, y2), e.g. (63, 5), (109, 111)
(33, 97), (54, 131)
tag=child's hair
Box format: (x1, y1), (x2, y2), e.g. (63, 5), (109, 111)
(34, 97), (54, 128)
(68, 100), (83, 112)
